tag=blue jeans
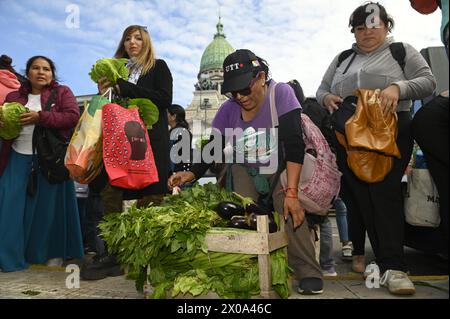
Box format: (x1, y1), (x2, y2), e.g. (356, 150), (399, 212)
(334, 197), (349, 243)
(320, 217), (336, 272)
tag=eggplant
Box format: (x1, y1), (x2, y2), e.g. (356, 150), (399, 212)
(228, 215), (250, 229)
(245, 203), (271, 215)
(216, 201), (245, 220)
(247, 213), (278, 233)
(228, 213), (278, 233)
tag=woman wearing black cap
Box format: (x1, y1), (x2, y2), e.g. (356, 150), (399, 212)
(169, 49), (324, 295)
(316, 2), (436, 295)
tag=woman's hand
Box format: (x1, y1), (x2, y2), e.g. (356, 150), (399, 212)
(19, 110), (40, 125)
(97, 76), (112, 95)
(380, 85), (400, 116)
(283, 196), (305, 229)
(168, 171), (195, 190)
(323, 94), (343, 113)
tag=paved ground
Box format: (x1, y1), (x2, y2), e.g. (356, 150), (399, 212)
(0, 217), (448, 300)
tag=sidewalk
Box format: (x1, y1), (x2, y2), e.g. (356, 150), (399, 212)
(0, 266), (447, 299)
(0, 217), (448, 299)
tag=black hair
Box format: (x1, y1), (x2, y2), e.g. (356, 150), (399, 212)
(349, 2), (394, 33)
(1, 54), (27, 84)
(0, 54), (15, 72)
(287, 79), (306, 104)
(254, 56), (271, 83)
(25, 55), (58, 81)
(168, 104), (190, 130)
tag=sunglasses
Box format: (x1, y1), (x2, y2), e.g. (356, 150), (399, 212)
(227, 73), (261, 99)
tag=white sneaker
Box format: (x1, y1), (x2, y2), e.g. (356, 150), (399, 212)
(380, 270), (416, 295)
(46, 258), (63, 267)
(342, 243), (353, 261)
(322, 269), (338, 277)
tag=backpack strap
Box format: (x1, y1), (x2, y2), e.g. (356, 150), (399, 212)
(337, 49), (355, 69)
(389, 42), (406, 73)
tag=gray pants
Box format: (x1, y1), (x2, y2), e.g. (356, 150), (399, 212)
(231, 165), (322, 280)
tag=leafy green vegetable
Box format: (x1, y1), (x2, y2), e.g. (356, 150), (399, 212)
(0, 102), (28, 140)
(128, 98), (159, 129)
(99, 183), (290, 299)
(89, 58), (129, 85)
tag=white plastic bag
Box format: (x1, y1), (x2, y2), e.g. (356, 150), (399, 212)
(404, 168), (440, 227)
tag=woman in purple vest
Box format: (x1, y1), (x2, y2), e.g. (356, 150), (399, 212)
(169, 49), (324, 295)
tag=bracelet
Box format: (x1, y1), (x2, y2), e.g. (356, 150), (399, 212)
(285, 195), (298, 199)
(284, 187), (298, 196)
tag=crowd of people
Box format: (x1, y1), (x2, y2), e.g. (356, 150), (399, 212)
(0, 1), (448, 297)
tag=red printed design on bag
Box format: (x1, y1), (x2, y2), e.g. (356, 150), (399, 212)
(102, 103), (158, 189)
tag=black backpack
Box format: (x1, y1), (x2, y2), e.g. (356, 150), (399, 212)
(337, 42), (406, 74)
(28, 89), (70, 194)
(287, 80), (336, 153)
(301, 98), (336, 154)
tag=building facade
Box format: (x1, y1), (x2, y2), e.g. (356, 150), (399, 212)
(185, 17), (234, 139)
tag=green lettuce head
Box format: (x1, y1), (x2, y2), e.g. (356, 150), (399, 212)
(0, 102), (28, 140)
(128, 98), (159, 129)
(89, 58), (129, 86)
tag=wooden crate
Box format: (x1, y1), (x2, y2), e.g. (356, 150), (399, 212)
(143, 215), (288, 299)
(205, 215), (288, 299)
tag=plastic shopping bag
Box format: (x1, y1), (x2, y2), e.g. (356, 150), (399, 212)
(404, 168), (440, 227)
(102, 103), (158, 189)
(65, 95), (109, 184)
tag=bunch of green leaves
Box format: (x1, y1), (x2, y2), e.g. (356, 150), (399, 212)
(99, 183), (290, 299)
(0, 102), (28, 140)
(194, 135), (212, 150)
(147, 243), (289, 299)
(89, 58), (129, 85)
(128, 98), (159, 129)
(161, 182), (253, 211)
(99, 202), (223, 273)
(110, 97), (159, 129)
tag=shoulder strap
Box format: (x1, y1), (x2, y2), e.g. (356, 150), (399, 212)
(389, 42), (406, 73)
(337, 49), (355, 68)
(44, 89), (58, 111)
(269, 82), (279, 127)
(258, 81), (285, 207)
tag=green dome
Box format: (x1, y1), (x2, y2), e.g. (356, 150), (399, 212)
(199, 18), (234, 74)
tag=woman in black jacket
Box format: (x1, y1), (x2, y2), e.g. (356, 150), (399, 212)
(168, 104), (193, 175)
(81, 25), (173, 280)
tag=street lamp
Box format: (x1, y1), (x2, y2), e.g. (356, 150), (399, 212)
(202, 98), (210, 135)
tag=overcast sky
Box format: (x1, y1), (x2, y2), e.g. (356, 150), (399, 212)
(0, 0), (442, 106)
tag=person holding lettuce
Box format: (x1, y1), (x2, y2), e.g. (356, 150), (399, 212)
(0, 55), (22, 176)
(81, 25), (173, 280)
(0, 56), (83, 272)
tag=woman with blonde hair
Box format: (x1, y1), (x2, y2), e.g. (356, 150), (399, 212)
(82, 25), (173, 280)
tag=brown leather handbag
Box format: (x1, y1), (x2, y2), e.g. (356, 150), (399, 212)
(336, 89), (401, 183)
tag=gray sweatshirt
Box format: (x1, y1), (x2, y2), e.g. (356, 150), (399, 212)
(316, 37), (436, 112)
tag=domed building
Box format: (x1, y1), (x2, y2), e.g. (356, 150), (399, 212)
(185, 17), (234, 137)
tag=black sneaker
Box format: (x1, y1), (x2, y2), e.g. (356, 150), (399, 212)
(298, 277), (324, 295)
(80, 254), (124, 280)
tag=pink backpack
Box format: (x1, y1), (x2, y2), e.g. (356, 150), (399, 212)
(270, 83), (342, 215)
